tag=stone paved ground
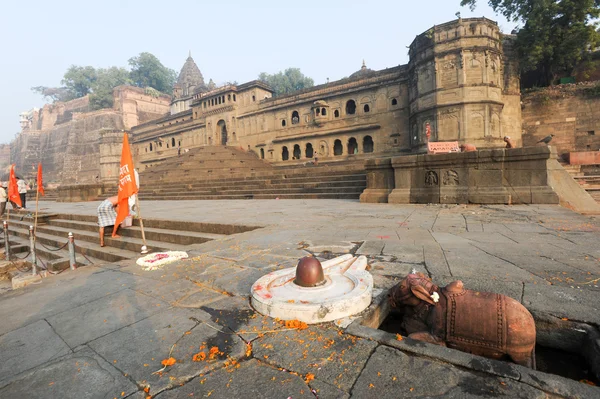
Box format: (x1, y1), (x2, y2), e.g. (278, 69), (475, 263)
(0, 200), (599, 398)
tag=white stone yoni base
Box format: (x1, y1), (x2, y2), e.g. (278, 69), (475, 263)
(251, 254), (373, 324)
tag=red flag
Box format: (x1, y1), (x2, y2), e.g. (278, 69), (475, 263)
(8, 165), (21, 207)
(113, 133), (138, 236)
(37, 163), (45, 196)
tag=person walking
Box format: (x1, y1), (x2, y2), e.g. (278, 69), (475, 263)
(16, 177), (29, 209)
(97, 195), (120, 247)
(0, 183), (7, 217)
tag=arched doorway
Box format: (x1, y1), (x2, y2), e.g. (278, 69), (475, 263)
(305, 143), (314, 158)
(333, 139), (343, 156)
(363, 136), (374, 153)
(348, 137), (358, 154)
(282, 146), (289, 161)
(217, 120), (228, 145)
(293, 144), (301, 160)
(260, 148), (265, 159)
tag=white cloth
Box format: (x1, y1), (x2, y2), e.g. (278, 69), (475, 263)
(128, 169), (140, 215)
(0, 187), (6, 203)
(17, 180), (28, 194)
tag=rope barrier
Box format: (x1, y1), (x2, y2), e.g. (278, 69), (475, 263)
(12, 260), (32, 273)
(12, 250), (31, 260)
(39, 241), (69, 252)
(75, 246), (95, 265)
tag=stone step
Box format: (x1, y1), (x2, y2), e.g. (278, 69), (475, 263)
(9, 217), (182, 258)
(140, 171), (366, 187)
(4, 234), (92, 272)
(46, 219), (223, 246)
(145, 180), (366, 191)
(53, 213), (259, 235)
(5, 220), (136, 263)
(142, 187), (365, 197)
(148, 173), (367, 186)
(139, 192), (361, 200)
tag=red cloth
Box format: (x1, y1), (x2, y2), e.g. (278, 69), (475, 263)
(8, 165), (21, 207)
(37, 163), (45, 196)
(113, 133), (138, 236)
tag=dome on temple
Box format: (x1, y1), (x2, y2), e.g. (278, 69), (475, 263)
(177, 52), (207, 94)
(349, 60), (376, 79)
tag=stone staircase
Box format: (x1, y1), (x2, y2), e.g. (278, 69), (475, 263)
(138, 145), (367, 200)
(562, 164), (600, 203)
(1, 210), (259, 272)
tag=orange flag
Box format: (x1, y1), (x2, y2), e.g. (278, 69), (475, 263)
(37, 163), (45, 196)
(8, 165), (21, 208)
(113, 133), (138, 236)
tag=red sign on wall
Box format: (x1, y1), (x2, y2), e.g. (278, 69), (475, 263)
(425, 122), (431, 141)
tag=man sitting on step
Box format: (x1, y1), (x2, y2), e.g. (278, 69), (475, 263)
(97, 195), (121, 247)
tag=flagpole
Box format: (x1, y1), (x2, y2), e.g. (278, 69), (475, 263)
(135, 195), (149, 254)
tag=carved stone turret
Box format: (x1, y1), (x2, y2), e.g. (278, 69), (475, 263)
(407, 18), (522, 152)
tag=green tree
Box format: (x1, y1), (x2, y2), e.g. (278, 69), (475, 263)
(460, 0), (600, 86)
(61, 65), (98, 98)
(128, 52), (177, 94)
(258, 68), (314, 96)
(31, 86), (76, 103)
(89, 67), (132, 110)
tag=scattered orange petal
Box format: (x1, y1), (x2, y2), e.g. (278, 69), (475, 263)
(580, 379), (596, 386)
(561, 317), (568, 321)
(304, 373), (315, 383)
(192, 352), (206, 362)
(284, 320), (308, 330)
(143, 387), (150, 393)
(396, 334), (403, 341)
(245, 343), (252, 357)
(161, 357), (176, 367)
(48, 382), (54, 386)
(410, 387), (414, 392)
(369, 383), (375, 388)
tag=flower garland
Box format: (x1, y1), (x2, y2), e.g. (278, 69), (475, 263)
(137, 251), (188, 271)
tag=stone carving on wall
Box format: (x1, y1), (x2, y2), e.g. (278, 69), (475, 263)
(425, 170), (439, 186)
(441, 56), (459, 87)
(438, 108), (460, 140)
(443, 170), (459, 185)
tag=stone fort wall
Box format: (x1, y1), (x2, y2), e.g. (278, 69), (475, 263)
(9, 86), (170, 183)
(521, 82), (600, 161)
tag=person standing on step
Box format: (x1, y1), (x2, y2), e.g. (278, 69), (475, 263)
(0, 183), (7, 217)
(97, 195), (121, 247)
(16, 177), (29, 209)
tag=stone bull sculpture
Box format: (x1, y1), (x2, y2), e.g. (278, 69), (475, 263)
(389, 272), (536, 368)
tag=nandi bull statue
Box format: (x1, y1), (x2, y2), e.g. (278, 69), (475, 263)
(389, 272), (536, 368)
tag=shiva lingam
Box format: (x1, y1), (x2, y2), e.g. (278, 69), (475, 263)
(389, 272), (536, 368)
(251, 254), (373, 324)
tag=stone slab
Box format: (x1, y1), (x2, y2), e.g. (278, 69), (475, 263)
(252, 324), (377, 392)
(0, 347), (137, 399)
(523, 282), (600, 325)
(350, 345), (546, 398)
(11, 272), (42, 289)
(0, 319), (72, 387)
(0, 268), (138, 336)
(198, 296), (285, 342)
(88, 306), (244, 394)
(47, 288), (168, 347)
(154, 359), (315, 398)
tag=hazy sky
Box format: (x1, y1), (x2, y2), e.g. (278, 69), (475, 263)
(0, 0), (516, 144)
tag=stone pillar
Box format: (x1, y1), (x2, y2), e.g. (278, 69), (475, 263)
(359, 158), (395, 203)
(99, 129), (125, 183)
